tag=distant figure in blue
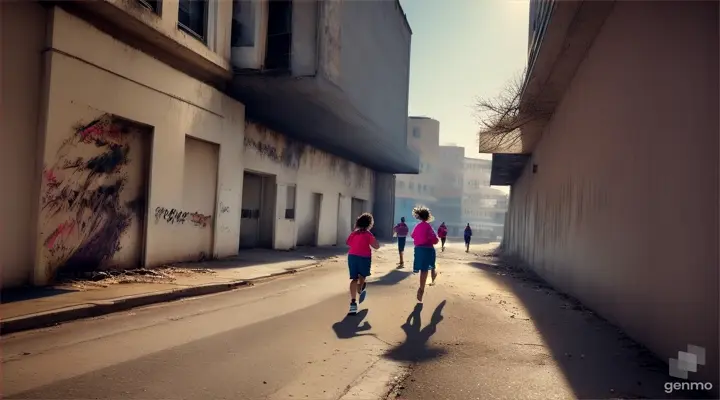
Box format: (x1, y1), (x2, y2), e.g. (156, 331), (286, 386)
(463, 223), (473, 253)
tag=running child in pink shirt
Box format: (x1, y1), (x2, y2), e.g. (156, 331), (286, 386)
(411, 205), (439, 302)
(346, 213), (380, 315)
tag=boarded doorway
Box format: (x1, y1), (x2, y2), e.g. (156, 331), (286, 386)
(336, 193), (351, 245)
(240, 171), (276, 249)
(180, 136), (218, 261)
(298, 192), (322, 246)
(351, 197), (367, 223)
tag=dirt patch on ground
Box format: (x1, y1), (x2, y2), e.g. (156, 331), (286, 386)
(58, 266), (217, 290)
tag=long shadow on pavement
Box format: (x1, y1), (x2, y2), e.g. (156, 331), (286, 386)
(370, 269), (412, 286)
(383, 300), (447, 363)
(469, 259), (717, 400)
(1, 287), (79, 304)
(332, 309), (375, 339)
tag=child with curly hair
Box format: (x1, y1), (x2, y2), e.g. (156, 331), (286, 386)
(410, 205), (439, 302)
(346, 213), (380, 315)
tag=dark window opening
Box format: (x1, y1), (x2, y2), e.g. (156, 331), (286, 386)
(138, 0), (161, 13)
(264, 0), (292, 71)
(285, 185), (296, 220)
(178, 0), (208, 41)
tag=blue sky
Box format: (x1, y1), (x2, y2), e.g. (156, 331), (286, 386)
(399, 0), (530, 160)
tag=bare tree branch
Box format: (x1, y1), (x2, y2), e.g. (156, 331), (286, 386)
(474, 70), (552, 153)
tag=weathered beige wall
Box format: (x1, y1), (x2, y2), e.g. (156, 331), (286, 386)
(34, 7), (245, 284)
(102, 0), (233, 72)
(0, 2), (47, 287)
(177, 136), (219, 261)
(505, 2), (718, 385)
(243, 122), (374, 249)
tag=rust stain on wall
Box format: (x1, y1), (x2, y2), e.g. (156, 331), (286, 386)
(244, 121), (374, 189)
(244, 122), (306, 169)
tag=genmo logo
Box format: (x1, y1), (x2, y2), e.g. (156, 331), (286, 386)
(665, 344), (713, 394)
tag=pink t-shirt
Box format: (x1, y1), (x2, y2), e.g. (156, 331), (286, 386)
(347, 230), (375, 257)
(438, 226), (448, 238)
(412, 221), (439, 247)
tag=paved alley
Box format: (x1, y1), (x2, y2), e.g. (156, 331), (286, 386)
(1, 243), (693, 400)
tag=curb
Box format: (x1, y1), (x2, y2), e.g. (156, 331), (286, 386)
(0, 262), (325, 336)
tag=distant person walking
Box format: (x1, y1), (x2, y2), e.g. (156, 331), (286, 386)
(346, 213), (380, 315)
(393, 217), (409, 267)
(411, 206), (439, 302)
(437, 222), (448, 252)
(463, 223), (473, 253)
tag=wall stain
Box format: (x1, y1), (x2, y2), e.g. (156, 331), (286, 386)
(41, 114), (147, 277)
(220, 202), (230, 214)
(243, 121), (374, 189)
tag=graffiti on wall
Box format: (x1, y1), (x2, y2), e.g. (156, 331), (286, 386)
(154, 207), (212, 228)
(41, 114), (148, 277)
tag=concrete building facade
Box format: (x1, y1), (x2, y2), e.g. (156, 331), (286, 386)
(394, 117), (440, 230)
(461, 158), (507, 241)
(484, 0), (718, 390)
(434, 145), (465, 236)
(0, 0), (414, 288)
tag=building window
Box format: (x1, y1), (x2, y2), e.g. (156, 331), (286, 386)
(412, 127), (421, 138)
(409, 182), (414, 189)
(285, 185), (296, 219)
(178, 0), (208, 41)
(398, 181), (405, 189)
(138, 0), (160, 13)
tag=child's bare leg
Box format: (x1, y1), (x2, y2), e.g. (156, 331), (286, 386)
(349, 279), (358, 301)
(358, 275), (366, 292)
(417, 271), (428, 301)
(399, 251), (404, 265)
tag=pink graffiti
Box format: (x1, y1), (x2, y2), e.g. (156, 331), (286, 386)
(77, 119), (122, 144)
(78, 123), (105, 143)
(43, 168), (58, 185)
(45, 221), (76, 249)
(189, 212), (212, 228)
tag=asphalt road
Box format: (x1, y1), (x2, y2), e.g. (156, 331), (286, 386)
(1, 242), (690, 399)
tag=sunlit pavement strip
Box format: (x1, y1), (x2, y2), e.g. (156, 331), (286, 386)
(339, 358), (408, 400)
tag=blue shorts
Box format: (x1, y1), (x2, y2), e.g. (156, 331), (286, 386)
(464, 236), (471, 244)
(348, 255), (372, 279)
(413, 246), (436, 273)
(397, 237), (407, 252)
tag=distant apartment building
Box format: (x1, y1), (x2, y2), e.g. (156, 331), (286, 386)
(1, 0), (416, 288)
(483, 0), (718, 390)
(394, 117), (440, 230)
(394, 122), (507, 237)
(461, 158), (507, 241)
(434, 145), (465, 236)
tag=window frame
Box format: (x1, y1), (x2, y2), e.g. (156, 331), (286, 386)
(138, 0), (161, 14)
(178, 0), (209, 42)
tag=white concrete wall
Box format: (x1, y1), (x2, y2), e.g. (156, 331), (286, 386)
(243, 122), (374, 249)
(33, 7), (246, 284)
(504, 2), (718, 385)
(0, 1), (47, 287)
